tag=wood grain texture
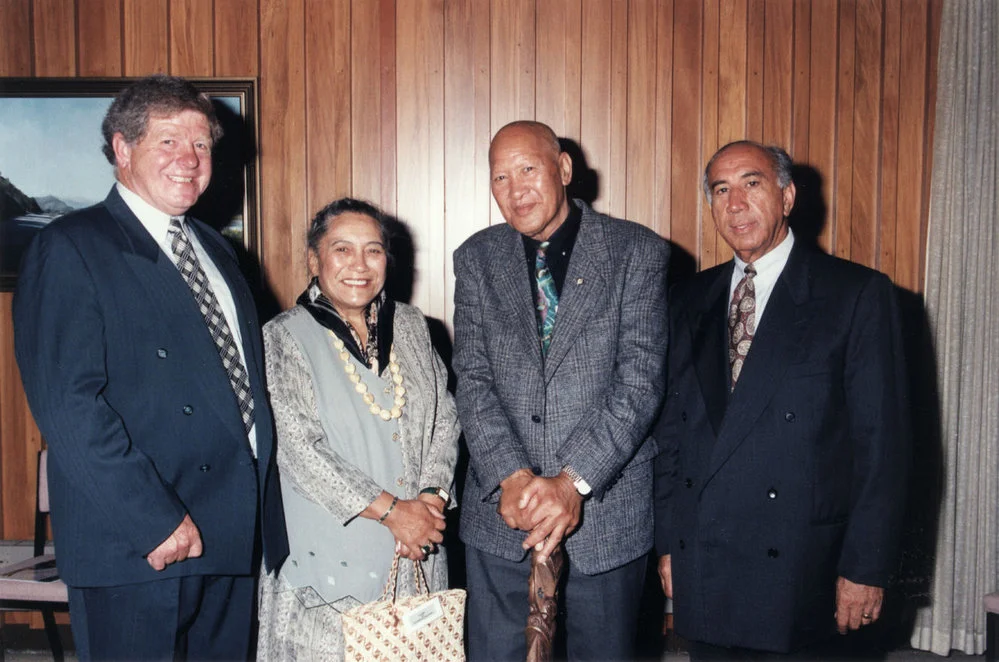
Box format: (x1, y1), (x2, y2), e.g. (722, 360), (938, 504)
(77, 0), (122, 76)
(0, 1), (944, 585)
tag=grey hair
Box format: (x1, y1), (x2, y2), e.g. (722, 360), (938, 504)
(101, 75), (222, 166)
(307, 197), (392, 261)
(702, 141), (793, 202)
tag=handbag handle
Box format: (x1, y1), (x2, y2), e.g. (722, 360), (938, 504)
(378, 552), (431, 604)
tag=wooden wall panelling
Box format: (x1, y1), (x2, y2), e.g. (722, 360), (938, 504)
(699, 0), (720, 267)
(670, 0), (703, 267)
(0, 1), (32, 76)
(535, 0), (583, 144)
(807, 0), (838, 254)
(761, 0), (793, 148)
(77, 0), (122, 76)
(879, 0), (901, 281)
(215, 0), (260, 77)
(745, 0), (765, 141)
(32, 0), (76, 76)
(790, 0), (811, 161)
(305, 0), (352, 218)
(442, 0), (490, 325)
(260, 0), (307, 307)
(626, 0), (662, 231)
(395, 0), (445, 318)
(652, 0), (674, 239)
(849, 0), (882, 271)
(489, 0), (536, 132)
(833, 0), (856, 260)
(897, 0), (931, 292)
(123, 0), (169, 75)
(350, 0), (396, 214)
(169, 0), (215, 77)
(714, 0), (746, 265)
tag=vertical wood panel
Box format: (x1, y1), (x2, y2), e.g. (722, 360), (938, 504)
(762, 0), (793, 147)
(260, 0), (307, 305)
(848, 0), (882, 270)
(123, 0), (169, 75)
(33, 0), (76, 76)
(215, 0), (260, 76)
(833, 0), (856, 259)
(536, 0), (583, 142)
(443, 0), (490, 325)
(700, 0), (720, 266)
(305, 0), (351, 212)
(790, 0), (810, 160)
(490, 0), (535, 130)
(77, 0), (122, 76)
(0, 0), (33, 76)
(671, 0), (702, 265)
(396, 0), (445, 317)
(170, 0), (215, 76)
(652, 0), (674, 238)
(745, 0), (765, 140)
(626, 0), (661, 229)
(807, 0), (838, 253)
(879, 0), (901, 280)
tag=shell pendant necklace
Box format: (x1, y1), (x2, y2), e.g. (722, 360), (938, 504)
(329, 331), (407, 420)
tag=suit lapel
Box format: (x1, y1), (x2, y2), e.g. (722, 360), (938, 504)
(702, 244), (814, 487)
(491, 226), (544, 365)
(543, 209), (613, 381)
(104, 190), (248, 440)
(688, 265), (733, 437)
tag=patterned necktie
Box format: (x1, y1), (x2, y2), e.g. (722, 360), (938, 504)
(728, 263), (757, 390)
(535, 241), (559, 355)
(169, 217), (255, 434)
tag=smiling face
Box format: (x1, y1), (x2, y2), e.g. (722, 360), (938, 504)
(307, 212), (388, 324)
(113, 109), (213, 217)
(489, 123), (573, 241)
(707, 143), (796, 264)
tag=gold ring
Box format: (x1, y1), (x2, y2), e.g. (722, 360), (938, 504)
(862, 613), (872, 620)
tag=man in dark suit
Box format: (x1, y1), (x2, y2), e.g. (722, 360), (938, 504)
(654, 140), (909, 659)
(453, 121), (670, 661)
(14, 75), (288, 660)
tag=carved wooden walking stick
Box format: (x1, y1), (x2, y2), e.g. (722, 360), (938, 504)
(525, 545), (565, 662)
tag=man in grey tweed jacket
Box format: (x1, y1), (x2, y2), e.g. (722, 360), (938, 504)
(453, 121), (670, 661)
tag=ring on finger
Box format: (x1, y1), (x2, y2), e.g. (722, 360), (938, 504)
(861, 613), (872, 620)
(421, 544), (431, 555)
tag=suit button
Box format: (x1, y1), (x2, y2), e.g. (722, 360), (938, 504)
(678, 539), (686, 550)
(182, 405), (193, 415)
(768, 548), (779, 558)
(768, 488), (778, 499)
(784, 411), (795, 422)
(685, 478), (693, 488)
(681, 411), (688, 422)
(156, 348), (168, 358)
(531, 466), (542, 475)
(531, 415), (541, 423)
(199, 464), (211, 472)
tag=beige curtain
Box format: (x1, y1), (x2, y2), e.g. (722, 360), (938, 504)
(911, 0), (999, 655)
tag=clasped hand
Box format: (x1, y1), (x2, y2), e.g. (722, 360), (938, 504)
(498, 469), (582, 564)
(383, 496), (446, 561)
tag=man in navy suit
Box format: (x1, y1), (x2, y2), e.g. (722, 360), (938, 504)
(14, 75), (287, 660)
(654, 141), (909, 659)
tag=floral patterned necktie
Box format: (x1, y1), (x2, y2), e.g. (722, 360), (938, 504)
(535, 241), (558, 355)
(728, 263), (757, 390)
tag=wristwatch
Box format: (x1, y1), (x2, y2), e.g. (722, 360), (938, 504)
(561, 465), (592, 497)
(419, 486), (451, 506)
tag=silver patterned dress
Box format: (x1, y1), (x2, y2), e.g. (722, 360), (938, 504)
(256, 303), (459, 661)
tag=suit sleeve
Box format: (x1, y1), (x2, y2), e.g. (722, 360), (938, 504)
(837, 273), (910, 586)
(453, 243), (532, 498)
(263, 321), (384, 523)
(13, 228), (187, 557)
(558, 233), (670, 497)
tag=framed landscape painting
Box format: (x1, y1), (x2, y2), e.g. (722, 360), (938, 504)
(0, 77), (259, 290)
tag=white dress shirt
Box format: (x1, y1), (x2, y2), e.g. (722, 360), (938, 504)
(117, 182), (257, 455)
(729, 228), (795, 327)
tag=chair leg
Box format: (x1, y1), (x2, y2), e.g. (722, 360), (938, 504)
(987, 611), (998, 662)
(41, 609), (63, 662)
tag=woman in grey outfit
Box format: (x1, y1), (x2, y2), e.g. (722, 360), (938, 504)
(256, 198), (459, 660)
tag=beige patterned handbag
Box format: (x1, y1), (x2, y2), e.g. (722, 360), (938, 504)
(342, 552), (466, 661)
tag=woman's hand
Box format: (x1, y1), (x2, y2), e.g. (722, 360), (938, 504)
(363, 491), (445, 561)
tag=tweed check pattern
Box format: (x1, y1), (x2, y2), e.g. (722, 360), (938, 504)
(535, 241), (558, 355)
(728, 263), (757, 390)
(169, 217), (254, 434)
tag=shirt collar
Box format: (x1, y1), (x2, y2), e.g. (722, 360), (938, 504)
(115, 181), (179, 245)
(733, 227), (795, 278)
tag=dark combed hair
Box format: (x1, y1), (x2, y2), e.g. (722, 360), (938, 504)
(307, 197), (392, 260)
(101, 74), (223, 165)
(702, 140), (793, 202)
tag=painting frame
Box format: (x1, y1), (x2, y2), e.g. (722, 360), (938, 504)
(0, 76), (260, 291)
